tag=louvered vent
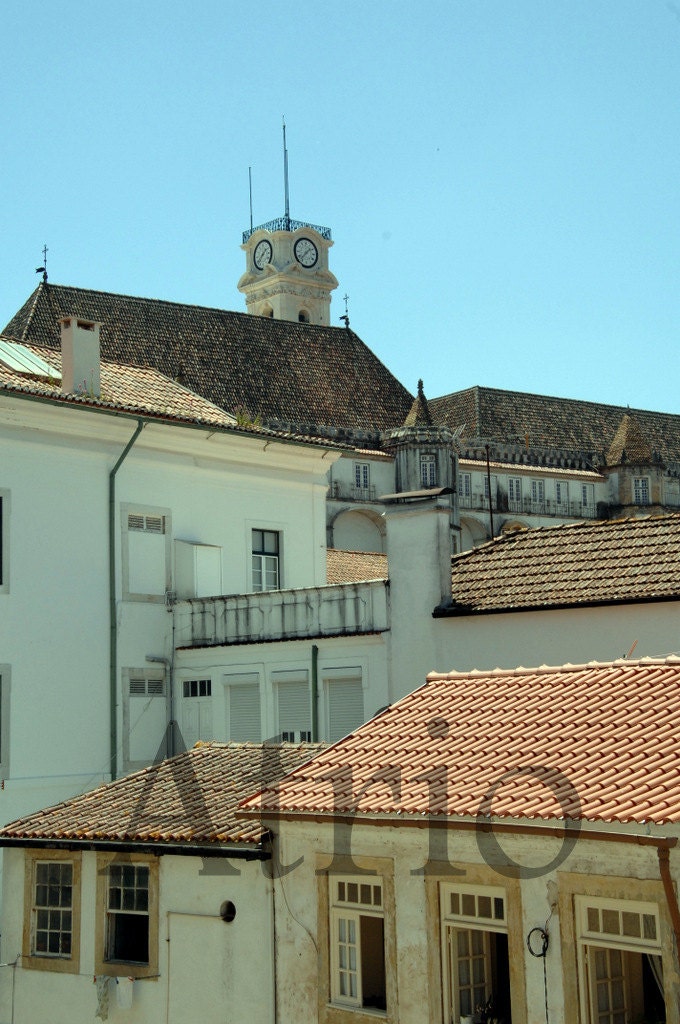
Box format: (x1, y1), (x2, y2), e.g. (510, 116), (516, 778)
(129, 674), (165, 696)
(128, 514), (165, 534)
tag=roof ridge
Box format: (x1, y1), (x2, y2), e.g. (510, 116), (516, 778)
(426, 655), (680, 682)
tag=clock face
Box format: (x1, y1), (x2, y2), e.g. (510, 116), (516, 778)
(294, 237), (318, 268)
(253, 239), (273, 270)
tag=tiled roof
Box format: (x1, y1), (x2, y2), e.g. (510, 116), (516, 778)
(445, 514), (680, 614)
(326, 549), (388, 584)
(459, 456), (601, 480)
(0, 742), (325, 848)
(243, 658), (680, 826)
(409, 385), (680, 463)
(3, 284), (413, 435)
(0, 340), (348, 447)
(606, 413), (653, 466)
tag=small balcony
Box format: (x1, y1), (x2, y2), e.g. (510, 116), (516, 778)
(330, 482), (378, 503)
(459, 494), (598, 520)
(174, 579), (390, 648)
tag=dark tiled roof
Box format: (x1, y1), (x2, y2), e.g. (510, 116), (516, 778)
(444, 514), (680, 614)
(3, 284), (413, 434)
(243, 658), (680, 826)
(326, 549), (388, 584)
(606, 413), (653, 466)
(0, 742), (325, 848)
(408, 385), (680, 463)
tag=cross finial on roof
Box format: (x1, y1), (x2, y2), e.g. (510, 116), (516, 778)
(35, 244), (48, 283)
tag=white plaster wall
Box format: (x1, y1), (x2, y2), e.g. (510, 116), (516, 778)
(174, 633), (389, 743)
(0, 397), (336, 828)
(331, 509), (385, 553)
(0, 848), (274, 1024)
(273, 819), (680, 1024)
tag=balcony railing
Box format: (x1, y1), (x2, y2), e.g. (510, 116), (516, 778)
(459, 494), (598, 520)
(330, 482), (378, 503)
(174, 579), (389, 648)
(242, 217), (332, 243)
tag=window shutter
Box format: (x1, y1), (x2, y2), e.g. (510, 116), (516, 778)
(229, 682), (261, 742)
(277, 677), (311, 737)
(327, 678), (364, 743)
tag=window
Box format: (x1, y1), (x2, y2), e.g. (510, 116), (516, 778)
(581, 484), (594, 508)
(555, 481), (569, 508)
(633, 477), (651, 506)
(330, 876), (386, 1011)
(530, 479), (545, 509)
(441, 883), (511, 1023)
(325, 670), (364, 743)
(122, 504), (172, 601)
(225, 673), (261, 741)
(252, 529), (280, 591)
(483, 475), (498, 504)
(96, 855), (158, 978)
(508, 477), (522, 509)
(298, 310), (310, 323)
(23, 851), (81, 973)
(123, 669), (167, 770)
(0, 490), (8, 593)
(352, 462), (372, 499)
(420, 453), (438, 489)
(275, 670), (311, 742)
(458, 473), (472, 502)
(181, 678), (213, 747)
(575, 896), (666, 1023)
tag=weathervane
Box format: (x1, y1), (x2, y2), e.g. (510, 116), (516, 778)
(282, 115), (290, 229)
(339, 293), (350, 328)
(35, 244), (48, 283)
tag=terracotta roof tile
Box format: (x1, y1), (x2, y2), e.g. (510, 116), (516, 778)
(0, 742), (325, 848)
(445, 514), (680, 613)
(243, 659), (680, 826)
(3, 283), (413, 436)
(326, 549), (388, 584)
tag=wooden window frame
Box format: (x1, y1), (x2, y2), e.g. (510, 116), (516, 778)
(23, 850), (82, 974)
(95, 853), (159, 979)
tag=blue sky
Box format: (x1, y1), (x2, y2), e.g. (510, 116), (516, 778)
(1, 1), (679, 412)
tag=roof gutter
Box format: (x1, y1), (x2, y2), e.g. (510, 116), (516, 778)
(433, 591), (680, 618)
(0, 836), (269, 859)
(110, 420), (145, 779)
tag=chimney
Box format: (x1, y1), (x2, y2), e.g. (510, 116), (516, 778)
(60, 317), (102, 397)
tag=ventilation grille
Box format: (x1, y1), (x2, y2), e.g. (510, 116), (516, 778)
(129, 674), (165, 696)
(128, 514), (165, 534)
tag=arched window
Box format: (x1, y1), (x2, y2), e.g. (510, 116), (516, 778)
(298, 310), (310, 323)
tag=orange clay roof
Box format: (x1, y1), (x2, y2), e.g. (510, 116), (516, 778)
(242, 659), (680, 827)
(0, 742), (325, 847)
(326, 549), (388, 584)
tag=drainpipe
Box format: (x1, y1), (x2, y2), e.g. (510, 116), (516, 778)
(657, 847), (680, 961)
(146, 655), (173, 758)
(311, 644), (319, 742)
(109, 420), (145, 779)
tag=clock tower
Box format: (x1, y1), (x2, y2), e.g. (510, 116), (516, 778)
(238, 123), (338, 325)
(238, 218), (338, 325)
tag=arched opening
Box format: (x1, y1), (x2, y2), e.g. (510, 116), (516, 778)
(330, 508), (385, 553)
(459, 516), (490, 552)
(260, 303), (274, 318)
(298, 310), (310, 323)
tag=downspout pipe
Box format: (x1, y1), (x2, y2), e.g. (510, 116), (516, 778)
(109, 420), (145, 779)
(311, 644), (319, 742)
(658, 847), (680, 962)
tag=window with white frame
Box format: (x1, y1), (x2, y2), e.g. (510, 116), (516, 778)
(24, 851), (81, 973)
(458, 472), (472, 501)
(507, 477), (522, 509)
(633, 477), (651, 506)
(555, 480), (569, 507)
(252, 529), (280, 591)
(441, 883), (512, 1023)
(324, 669), (364, 743)
(275, 670), (311, 742)
(122, 505), (171, 601)
(330, 876), (386, 1011)
(575, 895), (666, 1023)
(0, 490), (8, 593)
(124, 669), (167, 770)
(181, 678), (213, 747)
(420, 453), (438, 488)
(224, 673), (261, 742)
(581, 484), (594, 508)
(531, 479), (545, 507)
(483, 475), (498, 504)
(96, 856), (158, 978)
(354, 462), (370, 495)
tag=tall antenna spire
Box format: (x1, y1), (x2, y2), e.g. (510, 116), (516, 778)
(282, 116), (290, 229)
(248, 166), (253, 233)
(35, 244), (48, 283)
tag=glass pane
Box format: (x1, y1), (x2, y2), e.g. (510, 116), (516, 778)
(347, 883), (358, 904)
(462, 893), (475, 917)
(621, 912), (640, 937)
(348, 920), (356, 944)
(611, 979), (625, 1010)
(360, 885), (371, 906)
(471, 930), (484, 954)
(338, 919), (346, 943)
(478, 896), (491, 918)
(457, 931), (469, 956)
(643, 914), (657, 940)
(337, 882), (345, 902)
(493, 897), (505, 920)
(473, 957), (485, 984)
(587, 907), (600, 932)
(450, 892), (460, 916)
(459, 958), (470, 986)
(372, 885), (381, 907)
(602, 909), (620, 934)
(349, 947), (356, 971)
(594, 949), (608, 980)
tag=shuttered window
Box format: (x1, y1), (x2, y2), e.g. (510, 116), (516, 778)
(123, 505), (171, 600)
(275, 671), (311, 742)
(226, 676), (261, 742)
(326, 673), (364, 743)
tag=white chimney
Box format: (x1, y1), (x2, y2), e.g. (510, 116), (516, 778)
(60, 316), (102, 397)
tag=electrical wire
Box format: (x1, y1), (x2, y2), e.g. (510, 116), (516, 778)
(526, 927), (549, 1024)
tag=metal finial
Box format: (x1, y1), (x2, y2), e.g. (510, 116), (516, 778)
(35, 244), (48, 282)
(282, 117), (290, 228)
(248, 166), (253, 233)
(339, 293), (350, 328)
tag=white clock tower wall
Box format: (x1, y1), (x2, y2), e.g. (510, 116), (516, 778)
(238, 223), (339, 326)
